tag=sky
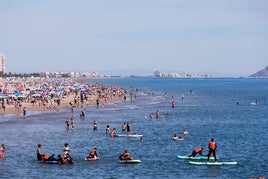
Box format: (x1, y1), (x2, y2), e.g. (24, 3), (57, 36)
(0, 0), (268, 76)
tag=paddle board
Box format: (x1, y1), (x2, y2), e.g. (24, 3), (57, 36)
(189, 161), (237, 165)
(43, 160), (59, 164)
(118, 159), (141, 163)
(85, 157), (99, 161)
(177, 155), (216, 160)
(115, 134), (143, 138)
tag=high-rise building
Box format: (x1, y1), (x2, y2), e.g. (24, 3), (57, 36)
(0, 53), (5, 74)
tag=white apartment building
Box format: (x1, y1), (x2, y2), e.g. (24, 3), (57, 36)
(0, 53), (5, 74)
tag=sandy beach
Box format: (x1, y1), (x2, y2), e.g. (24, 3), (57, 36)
(0, 77), (125, 116)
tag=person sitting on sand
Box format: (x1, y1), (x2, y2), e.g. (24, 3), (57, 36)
(118, 150), (133, 160)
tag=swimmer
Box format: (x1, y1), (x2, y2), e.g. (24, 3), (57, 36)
(172, 134), (179, 141)
(182, 129), (189, 135)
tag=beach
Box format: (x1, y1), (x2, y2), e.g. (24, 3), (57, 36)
(0, 77), (125, 116)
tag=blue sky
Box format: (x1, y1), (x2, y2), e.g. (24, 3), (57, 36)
(0, 0), (267, 76)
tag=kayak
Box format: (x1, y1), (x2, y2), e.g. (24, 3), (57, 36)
(177, 155), (216, 161)
(85, 157), (99, 161)
(189, 161), (237, 165)
(115, 134), (143, 138)
(118, 159), (141, 163)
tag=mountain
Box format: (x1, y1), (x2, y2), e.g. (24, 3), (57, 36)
(249, 65), (268, 78)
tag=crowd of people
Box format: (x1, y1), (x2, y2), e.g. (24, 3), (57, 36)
(0, 77), (126, 117)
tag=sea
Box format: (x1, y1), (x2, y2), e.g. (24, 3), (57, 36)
(0, 78), (267, 179)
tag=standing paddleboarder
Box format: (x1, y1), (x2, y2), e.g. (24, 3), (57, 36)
(207, 138), (217, 162)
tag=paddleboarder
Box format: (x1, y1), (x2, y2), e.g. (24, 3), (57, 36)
(188, 147), (204, 157)
(86, 148), (98, 159)
(207, 138), (217, 162)
(118, 150), (133, 160)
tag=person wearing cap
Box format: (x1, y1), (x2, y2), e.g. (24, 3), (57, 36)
(87, 148), (98, 158)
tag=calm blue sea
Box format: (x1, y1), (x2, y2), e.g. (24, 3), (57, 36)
(0, 78), (267, 179)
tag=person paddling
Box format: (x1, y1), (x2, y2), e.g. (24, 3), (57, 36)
(118, 150), (133, 160)
(87, 148), (98, 159)
(207, 138), (217, 162)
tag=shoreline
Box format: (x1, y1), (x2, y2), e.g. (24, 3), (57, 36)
(0, 77), (125, 117)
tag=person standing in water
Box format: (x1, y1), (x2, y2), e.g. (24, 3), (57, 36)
(110, 128), (117, 137)
(71, 118), (75, 130)
(0, 144), (5, 159)
(122, 122), (127, 132)
(155, 110), (160, 119)
(63, 143), (70, 158)
(207, 138), (217, 162)
(127, 123), (131, 132)
(106, 125), (110, 134)
(23, 107), (27, 117)
(93, 120), (98, 130)
(171, 101), (176, 109)
(65, 118), (70, 130)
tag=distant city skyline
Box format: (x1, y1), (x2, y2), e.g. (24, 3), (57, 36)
(0, 0), (267, 77)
